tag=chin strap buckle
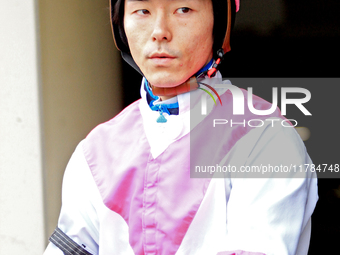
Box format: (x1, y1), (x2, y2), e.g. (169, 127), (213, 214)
(207, 49), (225, 78)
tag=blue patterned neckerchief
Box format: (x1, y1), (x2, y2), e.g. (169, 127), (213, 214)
(144, 59), (214, 123)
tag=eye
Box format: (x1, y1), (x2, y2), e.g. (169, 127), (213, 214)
(136, 9), (150, 15)
(176, 7), (191, 14)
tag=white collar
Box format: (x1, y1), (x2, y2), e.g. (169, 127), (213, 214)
(138, 72), (229, 158)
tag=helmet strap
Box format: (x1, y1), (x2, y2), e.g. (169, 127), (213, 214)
(207, 0), (232, 78)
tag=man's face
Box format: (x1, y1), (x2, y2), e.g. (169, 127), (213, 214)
(124, 0), (214, 88)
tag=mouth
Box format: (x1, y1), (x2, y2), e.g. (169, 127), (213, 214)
(149, 52), (176, 59)
(149, 52), (176, 66)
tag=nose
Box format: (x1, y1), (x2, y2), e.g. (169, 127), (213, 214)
(151, 13), (172, 42)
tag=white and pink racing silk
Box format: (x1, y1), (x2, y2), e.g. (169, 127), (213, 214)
(44, 73), (318, 255)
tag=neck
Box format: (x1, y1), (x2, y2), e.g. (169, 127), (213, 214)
(150, 58), (214, 99)
(160, 95), (174, 101)
(150, 77), (199, 99)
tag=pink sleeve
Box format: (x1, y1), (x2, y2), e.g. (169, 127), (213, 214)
(217, 251), (265, 255)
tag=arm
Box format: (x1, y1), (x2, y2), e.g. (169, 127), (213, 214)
(219, 122), (318, 255)
(44, 141), (100, 255)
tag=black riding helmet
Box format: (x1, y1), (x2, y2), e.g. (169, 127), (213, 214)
(110, 0), (239, 76)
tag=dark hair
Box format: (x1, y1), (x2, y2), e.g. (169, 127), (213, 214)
(112, 0), (236, 57)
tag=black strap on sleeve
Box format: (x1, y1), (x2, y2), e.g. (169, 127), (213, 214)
(49, 227), (93, 255)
